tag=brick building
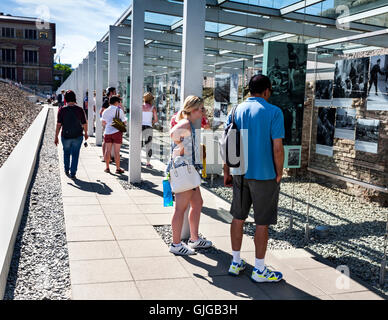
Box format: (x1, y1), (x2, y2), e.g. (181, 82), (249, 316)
(0, 13), (55, 93)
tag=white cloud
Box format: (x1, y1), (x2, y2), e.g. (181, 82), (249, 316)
(13, 0), (129, 67)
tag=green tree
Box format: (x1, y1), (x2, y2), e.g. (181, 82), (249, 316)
(53, 63), (73, 91)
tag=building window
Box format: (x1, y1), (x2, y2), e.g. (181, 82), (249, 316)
(24, 29), (37, 39)
(2, 27), (15, 38)
(39, 31), (48, 39)
(1, 48), (16, 63)
(24, 68), (38, 82)
(24, 50), (38, 64)
(1, 67), (16, 80)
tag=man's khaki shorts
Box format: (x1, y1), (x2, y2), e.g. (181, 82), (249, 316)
(230, 175), (280, 226)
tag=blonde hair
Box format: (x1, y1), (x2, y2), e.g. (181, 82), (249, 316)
(143, 92), (154, 104)
(176, 95), (204, 121)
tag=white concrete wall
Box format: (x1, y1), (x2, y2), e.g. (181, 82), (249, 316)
(0, 107), (49, 299)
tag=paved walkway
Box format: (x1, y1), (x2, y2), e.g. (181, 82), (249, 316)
(56, 124), (384, 300)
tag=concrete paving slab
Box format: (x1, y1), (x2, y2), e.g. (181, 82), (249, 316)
(100, 204), (143, 215)
(70, 258), (133, 284)
(177, 253), (232, 278)
(136, 278), (206, 300)
(72, 281), (141, 300)
(111, 225), (160, 240)
(210, 236), (256, 253)
(63, 205), (104, 216)
(330, 290), (384, 300)
(66, 226), (115, 242)
(193, 275), (270, 300)
(296, 267), (372, 295)
(64, 214), (109, 228)
(62, 196), (100, 206)
(199, 222), (231, 237)
(106, 214), (150, 226)
(67, 241), (123, 261)
(118, 239), (171, 258)
(125, 256), (190, 281)
(145, 214), (172, 226)
(138, 204), (174, 214)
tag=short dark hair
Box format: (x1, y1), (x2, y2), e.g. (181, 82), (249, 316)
(106, 87), (116, 96)
(65, 90), (76, 103)
(249, 74), (272, 95)
(109, 95), (122, 105)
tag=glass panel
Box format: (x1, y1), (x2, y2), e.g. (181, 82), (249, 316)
(145, 12), (181, 26)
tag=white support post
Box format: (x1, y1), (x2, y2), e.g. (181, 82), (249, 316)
(77, 64), (82, 106)
(82, 58), (88, 111)
(129, 0), (145, 184)
(95, 42), (104, 146)
(180, 0), (206, 240)
(108, 25), (119, 89)
(88, 51), (96, 136)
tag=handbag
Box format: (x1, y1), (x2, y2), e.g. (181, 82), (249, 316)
(169, 158), (201, 193)
(112, 108), (127, 133)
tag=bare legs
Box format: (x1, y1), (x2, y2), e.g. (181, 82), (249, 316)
(231, 218), (269, 260)
(171, 187), (203, 244)
(104, 142), (122, 171)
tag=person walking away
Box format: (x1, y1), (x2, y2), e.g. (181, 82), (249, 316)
(142, 92), (158, 169)
(101, 95), (126, 174)
(368, 58), (384, 96)
(54, 90), (88, 179)
(167, 96), (212, 256)
(224, 75), (285, 283)
(100, 87), (117, 162)
(83, 91), (89, 118)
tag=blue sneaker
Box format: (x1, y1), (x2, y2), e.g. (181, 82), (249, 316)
(251, 266), (283, 283)
(228, 259), (247, 276)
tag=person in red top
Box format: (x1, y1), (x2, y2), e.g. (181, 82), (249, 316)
(170, 105), (210, 129)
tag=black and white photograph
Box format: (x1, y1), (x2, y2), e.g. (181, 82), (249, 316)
(230, 73), (239, 104)
(214, 102), (221, 121)
(284, 146), (301, 168)
(334, 107), (356, 140)
(315, 80), (333, 107)
(367, 55), (388, 111)
(316, 107), (336, 157)
(263, 41), (307, 146)
(214, 73), (231, 103)
(355, 119), (380, 154)
(333, 58), (370, 107)
(220, 102), (228, 122)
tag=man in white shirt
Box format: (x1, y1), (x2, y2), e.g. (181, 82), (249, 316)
(101, 96), (127, 174)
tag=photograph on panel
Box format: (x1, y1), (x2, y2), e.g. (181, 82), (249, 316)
(214, 73), (231, 103)
(334, 107), (356, 140)
(316, 107), (336, 157)
(355, 119), (380, 154)
(287, 147), (301, 168)
(230, 73), (239, 104)
(265, 42), (308, 146)
(315, 80), (333, 107)
(367, 55), (388, 111)
(332, 58), (370, 107)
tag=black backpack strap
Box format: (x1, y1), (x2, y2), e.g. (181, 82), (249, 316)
(231, 105), (238, 125)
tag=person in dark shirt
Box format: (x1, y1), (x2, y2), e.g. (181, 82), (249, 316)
(55, 90), (88, 179)
(368, 58), (384, 96)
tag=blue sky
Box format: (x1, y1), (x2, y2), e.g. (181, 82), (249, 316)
(2, 0), (132, 68)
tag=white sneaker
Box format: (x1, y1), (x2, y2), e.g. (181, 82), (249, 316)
(169, 242), (196, 256)
(188, 237), (213, 250)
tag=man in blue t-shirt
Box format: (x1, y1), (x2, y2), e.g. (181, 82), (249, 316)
(224, 74), (285, 283)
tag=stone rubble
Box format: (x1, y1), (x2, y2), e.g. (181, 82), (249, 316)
(0, 82), (43, 168)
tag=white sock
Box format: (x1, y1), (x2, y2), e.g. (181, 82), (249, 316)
(255, 258), (265, 272)
(172, 242), (182, 247)
(232, 251), (241, 264)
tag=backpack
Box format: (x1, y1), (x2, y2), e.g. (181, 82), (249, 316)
(62, 107), (83, 139)
(219, 105), (241, 168)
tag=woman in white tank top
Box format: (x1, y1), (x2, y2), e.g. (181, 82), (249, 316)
(142, 92), (158, 168)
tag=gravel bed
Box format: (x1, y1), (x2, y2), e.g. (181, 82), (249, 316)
(202, 175), (387, 296)
(154, 225), (222, 255)
(0, 82), (43, 168)
(4, 109), (71, 300)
